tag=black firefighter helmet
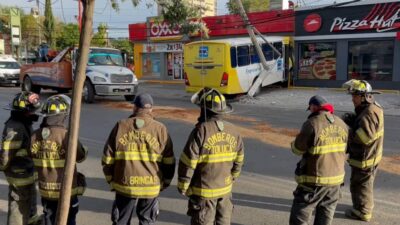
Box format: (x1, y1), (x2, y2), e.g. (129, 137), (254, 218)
(5, 91), (41, 113)
(191, 87), (233, 114)
(41, 94), (71, 116)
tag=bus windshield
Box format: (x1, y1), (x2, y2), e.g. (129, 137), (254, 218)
(88, 49), (123, 66)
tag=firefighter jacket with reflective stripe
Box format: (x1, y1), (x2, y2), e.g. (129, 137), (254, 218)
(30, 117), (87, 200)
(348, 102), (384, 169)
(0, 115), (35, 187)
(102, 113), (175, 198)
(178, 118), (244, 199)
(291, 111), (348, 186)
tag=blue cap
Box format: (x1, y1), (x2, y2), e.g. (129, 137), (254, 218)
(307, 95), (328, 110)
(133, 93), (153, 108)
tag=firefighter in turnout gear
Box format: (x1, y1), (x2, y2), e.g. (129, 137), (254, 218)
(29, 94), (87, 225)
(102, 93), (175, 225)
(342, 80), (384, 222)
(289, 95), (348, 225)
(178, 88), (245, 225)
(0, 92), (42, 225)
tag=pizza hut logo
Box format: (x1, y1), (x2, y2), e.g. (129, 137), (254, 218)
(304, 14), (322, 33)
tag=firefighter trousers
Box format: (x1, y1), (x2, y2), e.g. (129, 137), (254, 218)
(41, 196), (79, 225)
(7, 184), (38, 225)
(349, 167), (377, 220)
(289, 185), (341, 225)
(187, 194), (233, 225)
(111, 194), (159, 225)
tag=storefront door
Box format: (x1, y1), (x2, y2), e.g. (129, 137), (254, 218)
(167, 52), (183, 80)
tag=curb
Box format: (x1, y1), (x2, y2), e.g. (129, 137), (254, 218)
(288, 86), (400, 94)
(140, 80), (185, 85)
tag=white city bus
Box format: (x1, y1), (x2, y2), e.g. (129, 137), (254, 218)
(184, 36), (291, 95)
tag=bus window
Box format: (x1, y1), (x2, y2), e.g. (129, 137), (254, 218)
(230, 47), (237, 68)
(237, 45), (250, 67)
(262, 44), (273, 61)
(250, 46), (260, 64)
(273, 42), (283, 59)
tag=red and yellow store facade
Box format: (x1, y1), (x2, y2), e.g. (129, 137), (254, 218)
(129, 10), (294, 80)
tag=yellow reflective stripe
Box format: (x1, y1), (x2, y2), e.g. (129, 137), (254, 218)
(105, 175), (112, 182)
(180, 153), (198, 169)
(295, 174), (345, 185)
(309, 143), (347, 155)
(162, 157), (175, 165)
(191, 184), (232, 198)
(356, 128), (384, 145)
(232, 171), (240, 178)
(102, 156), (114, 165)
(178, 181), (190, 191)
(235, 154), (244, 163)
(291, 142), (305, 156)
(15, 149), (28, 157)
(115, 151), (162, 162)
(348, 152), (382, 169)
(33, 159), (65, 168)
(6, 175), (35, 186)
(2, 141), (22, 150)
(111, 182), (160, 196)
(199, 152), (237, 163)
(40, 186), (85, 199)
(351, 209), (372, 220)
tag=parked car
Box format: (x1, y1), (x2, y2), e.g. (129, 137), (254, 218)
(0, 55), (21, 86)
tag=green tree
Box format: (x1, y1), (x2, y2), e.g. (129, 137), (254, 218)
(91, 23), (108, 47)
(56, 23), (80, 50)
(111, 38), (132, 54)
(110, 0), (208, 38)
(44, 0), (55, 47)
(227, 0), (270, 14)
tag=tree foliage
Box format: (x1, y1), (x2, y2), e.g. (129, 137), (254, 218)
(91, 23), (108, 47)
(111, 38), (132, 54)
(227, 0), (271, 14)
(56, 23), (80, 50)
(44, 0), (55, 47)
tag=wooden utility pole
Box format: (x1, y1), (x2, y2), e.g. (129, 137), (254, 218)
(55, 0), (94, 225)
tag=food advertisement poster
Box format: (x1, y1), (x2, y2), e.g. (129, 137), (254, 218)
(298, 43), (336, 80)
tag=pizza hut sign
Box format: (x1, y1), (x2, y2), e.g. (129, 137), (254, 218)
(330, 3), (400, 33)
(150, 21), (180, 38)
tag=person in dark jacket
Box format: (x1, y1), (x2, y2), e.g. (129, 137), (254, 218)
(178, 88), (244, 225)
(0, 92), (42, 225)
(342, 79), (384, 222)
(289, 95), (348, 225)
(30, 94), (87, 225)
(103, 93), (175, 225)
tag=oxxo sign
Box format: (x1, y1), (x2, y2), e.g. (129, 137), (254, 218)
(150, 21), (180, 38)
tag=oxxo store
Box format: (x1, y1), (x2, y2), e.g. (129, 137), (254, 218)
(130, 19), (185, 80)
(294, 0), (400, 89)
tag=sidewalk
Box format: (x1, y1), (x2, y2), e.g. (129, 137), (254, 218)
(139, 82), (400, 116)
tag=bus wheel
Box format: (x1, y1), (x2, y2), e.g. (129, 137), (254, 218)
(83, 80), (95, 103)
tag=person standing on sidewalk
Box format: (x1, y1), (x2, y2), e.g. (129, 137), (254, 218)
(0, 92), (42, 225)
(30, 94), (87, 225)
(178, 88), (245, 225)
(102, 93), (175, 225)
(342, 80), (384, 222)
(289, 95), (348, 225)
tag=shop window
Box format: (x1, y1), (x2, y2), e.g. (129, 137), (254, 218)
(348, 40), (393, 81)
(237, 45), (250, 67)
(298, 42), (336, 80)
(262, 43), (273, 61)
(230, 47), (237, 68)
(250, 46), (260, 64)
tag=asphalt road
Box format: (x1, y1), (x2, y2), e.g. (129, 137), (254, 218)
(0, 84), (399, 225)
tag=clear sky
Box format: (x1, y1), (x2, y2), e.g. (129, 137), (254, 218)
(0, 0), (352, 38)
